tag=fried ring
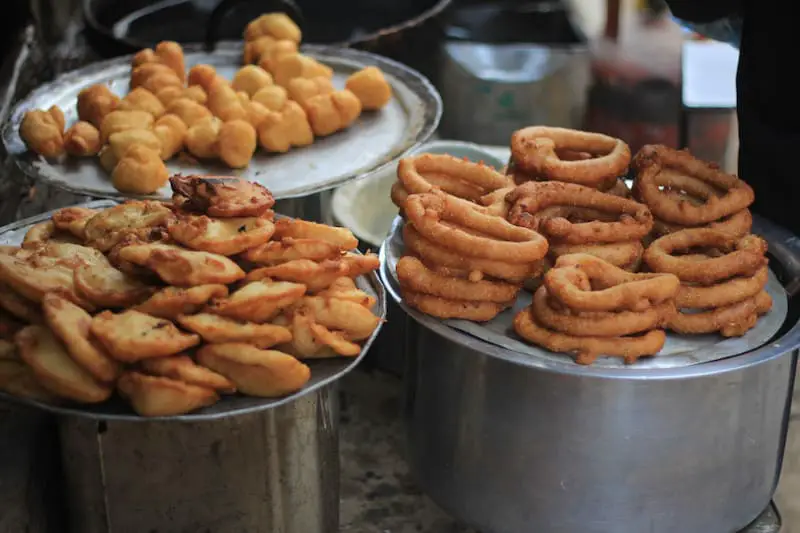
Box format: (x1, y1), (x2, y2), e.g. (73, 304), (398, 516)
(513, 305), (666, 365)
(644, 229), (767, 284)
(508, 181), (653, 244)
(403, 290), (509, 322)
(397, 256), (520, 303)
(533, 286), (676, 337)
(651, 209), (752, 239)
(676, 265), (769, 309)
(404, 192), (548, 263)
(668, 290), (772, 337)
(548, 241), (643, 269)
(544, 253), (680, 312)
(632, 145), (754, 225)
(397, 153), (511, 199)
(510, 127), (631, 188)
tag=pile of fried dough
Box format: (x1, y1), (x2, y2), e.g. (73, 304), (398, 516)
(0, 175), (381, 416)
(18, 12), (393, 195)
(391, 128), (773, 365)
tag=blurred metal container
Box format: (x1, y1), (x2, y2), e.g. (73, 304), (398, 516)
(438, 1), (590, 145)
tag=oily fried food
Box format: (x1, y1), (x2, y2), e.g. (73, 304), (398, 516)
(170, 174), (275, 217)
(20, 107), (65, 158)
(134, 284), (229, 320)
(117, 243), (246, 286)
(294, 295), (381, 341)
(16, 325), (112, 403)
(139, 355), (236, 393)
(0, 358), (60, 403)
(232, 65), (273, 96)
(63, 121), (101, 156)
(507, 181), (653, 244)
(112, 145), (170, 194)
(632, 145), (755, 226)
(153, 113), (187, 160)
(117, 371), (218, 417)
(315, 277), (376, 308)
(99, 110), (154, 142)
(39, 206), (92, 240)
(651, 208), (752, 239)
(42, 293), (120, 383)
(218, 119), (257, 168)
(398, 256), (519, 304)
(676, 265), (769, 309)
(245, 259), (345, 292)
(345, 66), (392, 110)
(206, 280), (306, 322)
(117, 87), (166, 118)
(207, 81), (249, 122)
(177, 313), (292, 348)
(271, 53), (333, 87)
(168, 213), (275, 255)
(403, 291), (510, 322)
(73, 261), (154, 308)
(305, 89), (362, 136)
(185, 116), (222, 159)
(252, 84), (288, 111)
(108, 128), (162, 160)
(0, 283), (43, 323)
(77, 84), (121, 128)
(667, 290), (772, 337)
(167, 98), (213, 127)
(0, 250), (94, 309)
(273, 219), (358, 250)
(548, 241), (643, 270)
(287, 76), (334, 108)
(22, 221), (59, 248)
(244, 237), (341, 264)
(90, 309), (200, 362)
(257, 100), (314, 152)
(83, 200), (174, 251)
(132, 41), (186, 83)
(510, 126), (631, 189)
(196, 343), (310, 398)
(245, 13), (302, 43)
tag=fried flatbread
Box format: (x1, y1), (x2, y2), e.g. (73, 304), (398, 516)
(91, 310), (200, 362)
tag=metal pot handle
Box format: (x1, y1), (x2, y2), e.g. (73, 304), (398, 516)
(204, 0), (304, 52)
(754, 214), (800, 298)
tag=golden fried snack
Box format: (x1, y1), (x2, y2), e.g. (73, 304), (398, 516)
(309, 322), (362, 357)
(118, 87), (166, 118)
(297, 296), (380, 341)
(273, 219), (358, 249)
(83, 200), (173, 252)
(170, 174), (275, 217)
(305, 90), (362, 136)
(0, 251), (93, 309)
(257, 101), (313, 152)
(0, 282), (43, 323)
(232, 65), (273, 97)
(287, 76), (334, 108)
(133, 41), (186, 83)
(0, 358), (60, 403)
(244, 237), (341, 264)
(246, 259), (345, 292)
(252, 84), (288, 111)
(256, 40), (299, 72)
(131, 63), (183, 94)
(22, 221), (58, 249)
(112, 145), (169, 194)
(345, 66), (392, 110)
(218, 119), (257, 168)
(118, 243), (246, 286)
(185, 116), (222, 159)
(42, 293), (121, 383)
(273, 311), (328, 358)
(140, 355), (235, 393)
(91, 310), (200, 362)
(196, 343), (310, 397)
(245, 13), (302, 43)
(177, 313), (292, 348)
(100, 110), (154, 143)
(20, 108), (64, 158)
(108, 128), (162, 159)
(271, 53), (333, 87)
(98, 146), (118, 173)
(16, 325), (112, 403)
(207, 81), (249, 122)
(155, 86), (183, 106)
(63, 121), (101, 156)
(188, 64), (224, 91)
(77, 84), (120, 128)
(73, 261), (154, 308)
(168, 213), (274, 255)
(153, 113), (187, 159)
(207, 280), (305, 322)
(244, 36), (297, 64)
(242, 100), (271, 128)
(117, 371), (218, 417)
(52, 207), (96, 239)
(183, 85), (208, 105)
(167, 98), (213, 128)
(316, 277), (376, 308)
(134, 284), (229, 319)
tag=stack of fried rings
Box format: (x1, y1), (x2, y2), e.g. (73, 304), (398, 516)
(507, 181), (654, 272)
(507, 126), (632, 197)
(632, 144), (755, 239)
(643, 228), (772, 336)
(396, 190), (548, 322)
(513, 253), (680, 365)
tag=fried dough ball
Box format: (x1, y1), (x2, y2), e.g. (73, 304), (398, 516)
(100, 110), (154, 143)
(232, 65), (273, 97)
(245, 13), (302, 43)
(244, 36), (297, 65)
(131, 63), (183, 94)
(287, 76), (335, 108)
(219, 120), (257, 168)
(305, 89), (362, 136)
(252, 85), (288, 111)
(185, 116), (222, 159)
(207, 81), (249, 122)
(154, 114), (187, 159)
(63, 121), (101, 156)
(98, 145), (117, 172)
(155, 86), (183, 106)
(183, 85), (207, 105)
(20, 107), (65, 158)
(77, 84), (120, 128)
(117, 87), (165, 118)
(188, 64), (223, 92)
(256, 39), (298, 72)
(133, 41), (186, 83)
(271, 53), (333, 87)
(257, 101), (313, 153)
(108, 129), (162, 160)
(112, 145), (169, 194)
(166, 98), (212, 128)
(345, 66), (392, 110)
(243, 100), (271, 128)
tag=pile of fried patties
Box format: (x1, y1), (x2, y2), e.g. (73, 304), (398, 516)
(0, 175), (381, 416)
(19, 12), (393, 194)
(392, 127), (771, 366)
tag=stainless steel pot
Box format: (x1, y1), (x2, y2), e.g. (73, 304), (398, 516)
(389, 215), (800, 533)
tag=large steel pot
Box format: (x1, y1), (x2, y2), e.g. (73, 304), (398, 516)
(387, 215), (800, 533)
